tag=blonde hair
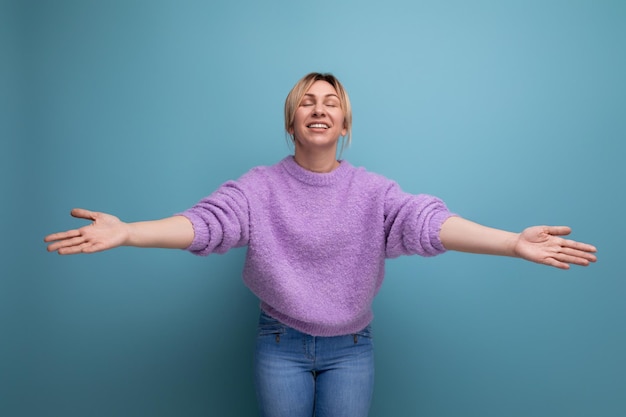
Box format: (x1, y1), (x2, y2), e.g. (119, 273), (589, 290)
(284, 72), (353, 154)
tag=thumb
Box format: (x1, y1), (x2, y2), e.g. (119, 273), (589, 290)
(70, 208), (98, 221)
(543, 225), (572, 237)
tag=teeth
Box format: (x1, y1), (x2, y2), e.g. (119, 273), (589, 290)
(308, 123), (328, 129)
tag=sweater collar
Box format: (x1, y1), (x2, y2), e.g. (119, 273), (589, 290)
(280, 155), (350, 186)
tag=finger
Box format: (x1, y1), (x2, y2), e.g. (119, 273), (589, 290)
(57, 243), (90, 255)
(544, 226), (572, 237)
(558, 247), (597, 264)
(47, 235), (86, 252)
(561, 238), (597, 253)
(545, 251), (594, 268)
(44, 229), (81, 243)
(543, 257), (571, 270)
(70, 208), (98, 221)
(58, 241), (105, 255)
(555, 254), (591, 267)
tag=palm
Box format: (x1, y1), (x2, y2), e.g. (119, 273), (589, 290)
(514, 226), (597, 269)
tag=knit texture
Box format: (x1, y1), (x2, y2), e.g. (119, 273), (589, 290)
(179, 156), (454, 336)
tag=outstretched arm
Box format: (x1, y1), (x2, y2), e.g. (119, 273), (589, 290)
(44, 208), (195, 255)
(439, 216), (597, 269)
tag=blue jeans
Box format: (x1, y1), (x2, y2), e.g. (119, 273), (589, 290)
(254, 311), (375, 417)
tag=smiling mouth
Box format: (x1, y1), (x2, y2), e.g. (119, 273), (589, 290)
(307, 123), (329, 129)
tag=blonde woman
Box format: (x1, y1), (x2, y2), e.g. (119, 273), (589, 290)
(45, 72), (597, 417)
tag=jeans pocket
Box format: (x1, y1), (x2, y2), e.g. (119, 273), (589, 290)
(257, 311), (286, 338)
(353, 325), (373, 344)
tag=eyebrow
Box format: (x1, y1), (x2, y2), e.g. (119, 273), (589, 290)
(303, 93), (340, 99)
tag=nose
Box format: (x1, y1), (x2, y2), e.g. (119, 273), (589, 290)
(312, 102), (325, 116)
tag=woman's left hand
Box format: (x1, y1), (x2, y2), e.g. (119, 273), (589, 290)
(514, 226), (597, 269)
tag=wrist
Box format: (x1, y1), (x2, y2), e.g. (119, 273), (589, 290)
(508, 232), (522, 258)
(123, 222), (137, 247)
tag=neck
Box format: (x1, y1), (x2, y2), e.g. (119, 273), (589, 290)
(294, 146), (339, 173)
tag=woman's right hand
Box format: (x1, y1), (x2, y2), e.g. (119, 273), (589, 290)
(44, 208), (130, 255)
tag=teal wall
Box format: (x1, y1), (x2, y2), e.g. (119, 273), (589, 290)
(3, 1), (625, 416)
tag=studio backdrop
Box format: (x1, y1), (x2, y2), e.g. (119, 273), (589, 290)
(2, 1), (624, 416)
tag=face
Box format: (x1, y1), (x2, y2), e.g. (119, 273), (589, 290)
(289, 80), (347, 152)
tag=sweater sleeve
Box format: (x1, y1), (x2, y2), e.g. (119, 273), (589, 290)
(383, 182), (455, 258)
(177, 180), (250, 256)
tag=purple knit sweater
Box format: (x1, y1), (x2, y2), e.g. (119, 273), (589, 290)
(179, 156), (454, 336)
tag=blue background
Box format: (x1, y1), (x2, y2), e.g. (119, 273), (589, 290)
(2, 0), (625, 416)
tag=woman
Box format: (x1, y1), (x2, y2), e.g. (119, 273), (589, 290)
(45, 72), (597, 417)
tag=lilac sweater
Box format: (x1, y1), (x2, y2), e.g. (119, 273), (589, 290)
(180, 156), (454, 336)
